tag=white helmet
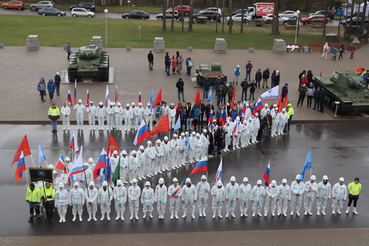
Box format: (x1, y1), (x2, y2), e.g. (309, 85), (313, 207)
(181, 133), (185, 136)
(201, 175), (206, 180)
(78, 99), (82, 103)
(48, 164), (54, 169)
(243, 177), (248, 182)
(102, 181), (108, 186)
(89, 181), (95, 187)
(265, 103), (268, 107)
(156, 139), (161, 144)
(132, 102), (135, 105)
(99, 102), (103, 105)
(196, 133), (200, 137)
(173, 134), (178, 138)
(255, 113), (259, 116)
(159, 178), (164, 184)
(271, 180), (277, 186)
(65, 157), (70, 161)
(192, 131), (196, 135)
(145, 181), (151, 186)
(203, 129), (207, 133)
(88, 158), (93, 162)
(132, 179), (137, 184)
(147, 103), (151, 106)
(230, 176), (236, 182)
(296, 174), (301, 180)
(257, 180), (262, 185)
(90, 101), (93, 104)
(323, 175), (328, 180)
(117, 102), (121, 106)
(282, 178), (287, 184)
(236, 116), (240, 121)
(59, 183), (64, 188)
(311, 175), (316, 181)
(121, 150), (127, 155)
(131, 150), (137, 155)
(186, 178), (191, 183)
(126, 103), (130, 107)
(113, 150), (118, 155)
(138, 102), (142, 106)
(147, 141), (152, 145)
(339, 177), (344, 182)
(173, 178), (178, 182)
(139, 145), (145, 150)
(217, 181), (222, 186)
(117, 180), (123, 186)
(74, 182), (79, 187)
(164, 136), (169, 141)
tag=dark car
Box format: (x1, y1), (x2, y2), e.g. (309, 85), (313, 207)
(38, 7), (66, 16)
(193, 11), (220, 22)
(69, 2), (95, 12)
(232, 9), (248, 16)
(309, 10), (334, 20)
(122, 10), (150, 19)
(340, 16), (368, 26)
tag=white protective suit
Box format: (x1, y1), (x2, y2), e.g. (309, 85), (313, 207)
(145, 143), (155, 177)
(238, 182), (252, 217)
(123, 105), (132, 131)
(74, 102), (85, 129)
(317, 180), (331, 215)
(252, 116), (260, 143)
(196, 179), (210, 217)
(170, 137), (180, 168)
(55, 184), (69, 223)
(277, 183), (291, 216)
(188, 134), (197, 162)
(120, 154), (129, 183)
(225, 181), (239, 217)
(195, 135), (203, 161)
(168, 182), (181, 219)
(137, 147), (146, 180)
(96, 104), (106, 130)
(179, 135), (187, 165)
(134, 105), (144, 129)
(162, 139), (171, 171)
(141, 186), (155, 217)
(290, 179), (305, 215)
(169, 106), (176, 129)
(86, 103), (97, 130)
(332, 181), (347, 214)
(128, 183), (141, 215)
(278, 110), (288, 135)
(182, 181), (198, 219)
(251, 184), (265, 216)
(97, 185), (113, 220)
(130, 104), (137, 130)
(69, 183), (85, 221)
(61, 105), (71, 130)
(200, 133), (209, 159)
(114, 105), (123, 131)
(211, 183), (225, 218)
(264, 183), (280, 216)
(106, 104), (115, 130)
(271, 108), (278, 137)
(154, 142), (164, 175)
(113, 180), (127, 220)
(304, 179), (318, 215)
(129, 152), (139, 182)
(224, 123), (232, 152)
(85, 181), (98, 221)
(144, 106), (153, 130)
(155, 183), (168, 218)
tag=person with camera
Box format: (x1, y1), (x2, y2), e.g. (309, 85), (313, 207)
(48, 103), (60, 133)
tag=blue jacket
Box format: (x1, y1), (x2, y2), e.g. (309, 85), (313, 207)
(364, 74), (368, 85)
(282, 86), (288, 97)
(193, 108), (200, 117)
(215, 78), (223, 90)
(230, 110), (237, 121)
(47, 80), (56, 93)
(186, 59), (193, 68)
(234, 67), (241, 76)
(179, 109), (185, 120)
(332, 47), (337, 55)
(203, 78), (211, 89)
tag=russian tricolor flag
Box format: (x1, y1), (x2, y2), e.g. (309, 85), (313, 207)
(105, 85), (110, 107)
(215, 158), (223, 182)
(263, 162), (271, 187)
(133, 120), (151, 146)
(208, 111), (213, 127)
(70, 133), (79, 153)
(138, 91), (142, 103)
(56, 154), (69, 174)
(86, 89), (90, 107)
(103, 156), (111, 182)
(15, 151), (26, 182)
(189, 158), (208, 176)
(115, 85), (118, 103)
(233, 122), (238, 138)
(93, 148), (106, 179)
(74, 79), (77, 105)
(240, 101), (246, 119)
(67, 89), (73, 106)
(68, 146), (84, 183)
(219, 110), (225, 126)
(253, 98), (264, 116)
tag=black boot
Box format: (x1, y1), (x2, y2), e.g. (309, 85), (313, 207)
(28, 217), (33, 223)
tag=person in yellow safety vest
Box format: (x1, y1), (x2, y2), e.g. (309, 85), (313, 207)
(345, 177), (361, 215)
(48, 103), (60, 133)
(42, 182), (56, 223)
(285, 104), (294, 132)
(26, 183), (42, 222)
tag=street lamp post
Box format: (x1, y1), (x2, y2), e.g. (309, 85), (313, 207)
(295, 10), (300, 43)
(104, 9), (108, 47)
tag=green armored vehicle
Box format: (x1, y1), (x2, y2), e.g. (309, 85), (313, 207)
(313, 70), (369, 114)
(195, 63), (227, 86)
(68, 45), (109, 82)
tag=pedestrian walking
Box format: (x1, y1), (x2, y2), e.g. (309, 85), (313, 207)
(321, 42), (328, 59)
(54, 72), (61, 96)
(281, 83), (288, 102)
(349, 43), (356, 59)
(345, 177), (361, 215)
(255, 69), (262, 89)
(245, 61), (252, 81)
(331, 46), (337, 61)
(262, 68), (270, 89)
(233, 65), (241, 85)
(249, 80), (256, 100)
(66, 41), (71, 60)
(177, 55), (183, 74)
(176, 78), (185, 102)
(47, 79), (56, 100)
(165, 56), (171, 76)
(37, 77), (46, 102)
(164, 52), (170, 72)
(172, 55), (177, 75)
(147, 50), (154, 70)
(48, 103), (60, 132)
(186, 56), (193, 76)
(296, 84), (307, 107)
(240, 78), (249, 101)
(338, 44), (345, 59)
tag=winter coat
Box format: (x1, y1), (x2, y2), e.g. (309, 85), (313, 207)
(307, 86), (315, 97)
(240, 80), (249, 90)
(319, 90), (327, 101)
(172, 57), (178, 69)
(234, 67), (241, 76)
(282, 86), (288, 97)
(249, 82), (256, 93)
(314, 90), (321, 100)
(176, 80), (184, 91)
(228, 85), (234, 97)
(203, 79), (211, 89)
(262, 70), (270, 79)
(255, 71), (262, 81)
(274, 73), (280, 86)
(246, 62), (253, 71)
(54, 75), (61, 84)
(148, 52), (154, 62)
(298, 87), (307, 96)
(215, 78), (223, 90)
(37, 81), (46, 91)
(47, 81), (56, 93)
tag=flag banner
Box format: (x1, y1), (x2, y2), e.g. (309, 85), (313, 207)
(134, 120), (151, 146)
(67, 90), (73, 106)
(93, 149), (106, 179)
(230, 87), (236, 109)
(29, 168), (53, 183)
(138, 91), (142, 103)
(70, 133), (79, 153)
(253, 98), (264, 116)
(153, 89), (162, 108)
(107, 135), (119, 157)
(261, 85), (279, 101)
(194, 89), (201, 105)
(173, 116), (181, 132)
(115, 85), (118, 103)
(263, 162), (271, 187)
(189, 158), (208, 176)
(105, 85), (110, 107)
(208, 86), (212, 102)
(74, 80), (77, 105)
(86, 89), (90, 107)
(233, 122), (239, 138)
(12, 135), (31, 166)
(279, 93), (288, 112)
(103, 157), (111, 182)
(170, 178), (186, 198)
(56, 155), (69, 173)
(150, 88), (154, 110)
(68, 146), (84, 183)
(301, 149), (312, 181)
(15, 151), (26, 182)
(38, 142), (46, 168)
(215, 158), (223, 182)
(112, 157), (120, 186)
(240, 101), (247, 119)
(151, 115), (169, 136)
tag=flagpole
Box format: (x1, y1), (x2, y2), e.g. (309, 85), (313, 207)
(29, 155), (36, 168)
(25, 167), (29, 184)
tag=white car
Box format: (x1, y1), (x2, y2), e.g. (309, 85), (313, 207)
(262, 14), (289, 24)
(225, 14), (252, 24)
(71, 7), (95, 17)
(279, 10), (298, 19)
(199, 7), (221, 15)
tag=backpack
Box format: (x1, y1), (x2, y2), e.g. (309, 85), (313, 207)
(188, 61), (193, 67)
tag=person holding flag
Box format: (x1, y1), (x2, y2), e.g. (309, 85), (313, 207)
(238, 177), (252, 217)
(85, 181), (98, 222)
(290, 174), (305, 217)
(277, 179), (291, 217)
(211, 180), (225, 219)
(168, 177), (182, 220)
(155, 178), (167, 220)
(251, 180), (265, 217)
(69, 182), (85, 222)
(98, 181), (113, 221)
(61, 102), (71, 131)
(26, 183), (42, 222)
(80, 163), (93, 190)
(113, 180), (127, 221)
(135, 103), (145, 130)
(196, 175), (210, 218)
(128, 179), (141, 221)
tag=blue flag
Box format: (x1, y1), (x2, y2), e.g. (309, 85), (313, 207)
(38, 142), (46, 168)
(103, 157), (111, 182)
(173, 117), (181, 132)
(185, 132), (189, 153)
(208, 86), (212, 102)
(300, 149), (312, 181)
(150, 88), (154, 110)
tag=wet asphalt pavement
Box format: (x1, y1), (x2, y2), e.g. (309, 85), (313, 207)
(1, 122), (368, 237)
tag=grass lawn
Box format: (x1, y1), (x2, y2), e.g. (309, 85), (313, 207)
(0, 14), (349, 49)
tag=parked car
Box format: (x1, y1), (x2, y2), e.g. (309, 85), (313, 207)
(69, 2), (95, 12)
(262, 14), (289, 24)
(173, 5), (190, 16)
(301, 15), (328, 25)
(340, 17), (369, 27)
(30, 1), (55, 11)
(122, 10), (150, 19)
(38, 7), (65, 16)
(225, 14), (252, 24)
(156, 10), (179, 20)
(232, 9), (248, 16)
(309, 10), (334, 20)
(71, 8), (95, 17)
(193, 11), (220, 22)
(2, 1), (24, 10)
(279, 10), (298, 19)
(199, 7), (221, 15)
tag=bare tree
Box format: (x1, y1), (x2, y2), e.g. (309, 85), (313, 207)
(171, 0), (175, 31)
(345, 0), (355, 40)
(216, 0), (219, 33)
(162, 0), (166, 31)
(222, 0), (225, 33)
(271, 0), (281, 34)
(322, 1), (328, 37)
(355, 0), (361, 39)
(188, 0), (194, 32)
(241, 0), (244, 33)
(359, 0), (367, 41)
(181, 0), (184, 32)
(228, 0), (233, 33)
(338, 5), (343, 39)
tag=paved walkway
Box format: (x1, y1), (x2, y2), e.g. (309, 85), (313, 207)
(1, 228), (368, 245)
(0, 45), (368, 123)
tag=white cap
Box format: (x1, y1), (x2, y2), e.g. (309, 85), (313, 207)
(139, 145), (144, 150)
(53, 170), (57, 175)
(282, 178), (287, 183)
(248, 117), (252, 121)
(296, 174), (301, 180)
(323, 175), (328, 180)
(173, 178), (178, 182)
(121, 150), (127, 155)
(139, 102), (142, 106)
(147, 103), (151, 106)
(90, 101), (93, 104)
(48, 164), (54, 169)
(196, 133), (200, 137)
(201, 175), (206, 180)
(112, 102), (115, 106)
(156, 139), (161, 144)
(132, 102), (135, 105)
(159, 178), (164, 184)
(186, 178), (191, 183)
(192, 131), (196, 135)
(255, 113), (259, 116)
(339, 177), (344, 181)
(89, 181), (95, 186)
(181, 133), (185, 136)
(173, 134), (178, 138)
(230, 176), (236, 182)
(311, 175), (316, 181)
(217, 181), (222, 186)
(126, 103), (130, 107)
(164, 136), (169, 141)
(88, 158), (93, 162)
(265, 103), (268, 107)
(203, 129), (207, 133)
(131, 150), (137, 155)
(257, 180), (262, 185)
(243, 177), (248, 182)
(171, 103), (174, 106)
(117, 180), (123, 186)
(147, 141), (152, 145)
(99, 102), (103, 105)
(271, 180), (277, 186)
(78, 99), (82, 103)
(145, 181), (150, 186)
(74, 182), (79, 187)
(132, 179), (137, 184)
(56, 72), (59, 75)
(282, 108), (286, 112)
(213, 119), (217, 122)
(59, 183), (64, 188)
(236, 116), (240, 121)
(83, 162), (89, 167)
(117, 102), (121, 106)
(113, 150), (118, 155)
(102, 181), (108, 186)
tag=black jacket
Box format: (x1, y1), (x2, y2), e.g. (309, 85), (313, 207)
(184, 106), (192, 118)
(255, 71), (262, 81)
(262, 70), (270, 79)
(54, 75), (61, 84)
(148, 53), (154, 62)
(319, 90), (327, 101)
(249, 82), (256, 93)
(314, 90), (321, 100)
(299, 87), (307, 96)
(200, 103), (206, 115)
(176, 80), (184, 91)
(205, 104), (214, 116)
(215, 128), (224, 141)
(240, 80), (249, 90)
(203, 79), (211, 89)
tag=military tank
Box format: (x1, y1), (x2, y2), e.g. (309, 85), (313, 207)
(313, 70), (369, 114)
(195, 63), (227, 86)
(68, 45), (109, 82)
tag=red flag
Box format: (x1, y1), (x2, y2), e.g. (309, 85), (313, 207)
(353, 68), (364, 73)
(107, 135), (119, 157)
(279, 93), (288, 112)
(153, 89), (162, 108)
(151, 115), (170, 136)
(276, 92), (282, 110)
(320, 71), (323, 76)
(230, 88), (236, 109)
(12, 135), (31, 166)
(194, 89), (201, 105)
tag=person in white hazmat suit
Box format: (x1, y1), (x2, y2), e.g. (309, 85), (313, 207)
(225, 176), (239, 218)
(238, 177), (252, 217)
(128, 179), (141, 221)
(154, 140), (164, 175)
(304, 175), (318, 216)
(120, 150), (129, 184)
(233, 116), (241, 149)
(129, 150), (139, 183)
(247, 117), (253, 145)
(316, 175), (331, 216)
(137, 146), (146, 180)
(264, 180), (279, 217)
(169, 103), (177, 130)
(123, 104), (132, 132)
(98, 181), (113, 221)
(170, 134), (180, 169)
(252, 113), (260, 143)
(290, 174), (305, 216)
(270, 105), (278, 137)
(211, 180), (225, 219)
(113, 180), (127, 221)
(85, 181), (98, 222)
(86, 101), (97, 131)
(145, 141), (155, 177)
(195, 133), (203, 161)
(181, 178), (198, 219)
(251, 180), (265, 217)
(240, 120), (249, 147)
(141, 181), (155, 219)
(106, 102), (115, 131)
(155, 178), (167, 219)
(168, 177), (181, 220)
(135, 102), (144, 129)
(114, 102), (123, 131)
(144, 103), (153, 130)
(130, 102), (137, 131)
(196, 175), (210, 217)
(61, 102), (71, 131)
(179, 133), (187, 165)
(162, 136), (171, 171)
(74, 99), (85, 130)
(200, 129), (209, 159)
(278, 108), (288, 135)
(96, 102), (106, 131)
(188, 132), (197, 162)
(55, 183), (69, 223)
(223, 121), (232, 152)
(332, 177), (347, 215)
(69, 182), (85, 222)
(277, 179), (291, 217)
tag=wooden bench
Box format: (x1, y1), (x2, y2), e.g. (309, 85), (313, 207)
(308, 43), (324, 52)
(286, 42), (303, 52)
(330, 43), (348, 53)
